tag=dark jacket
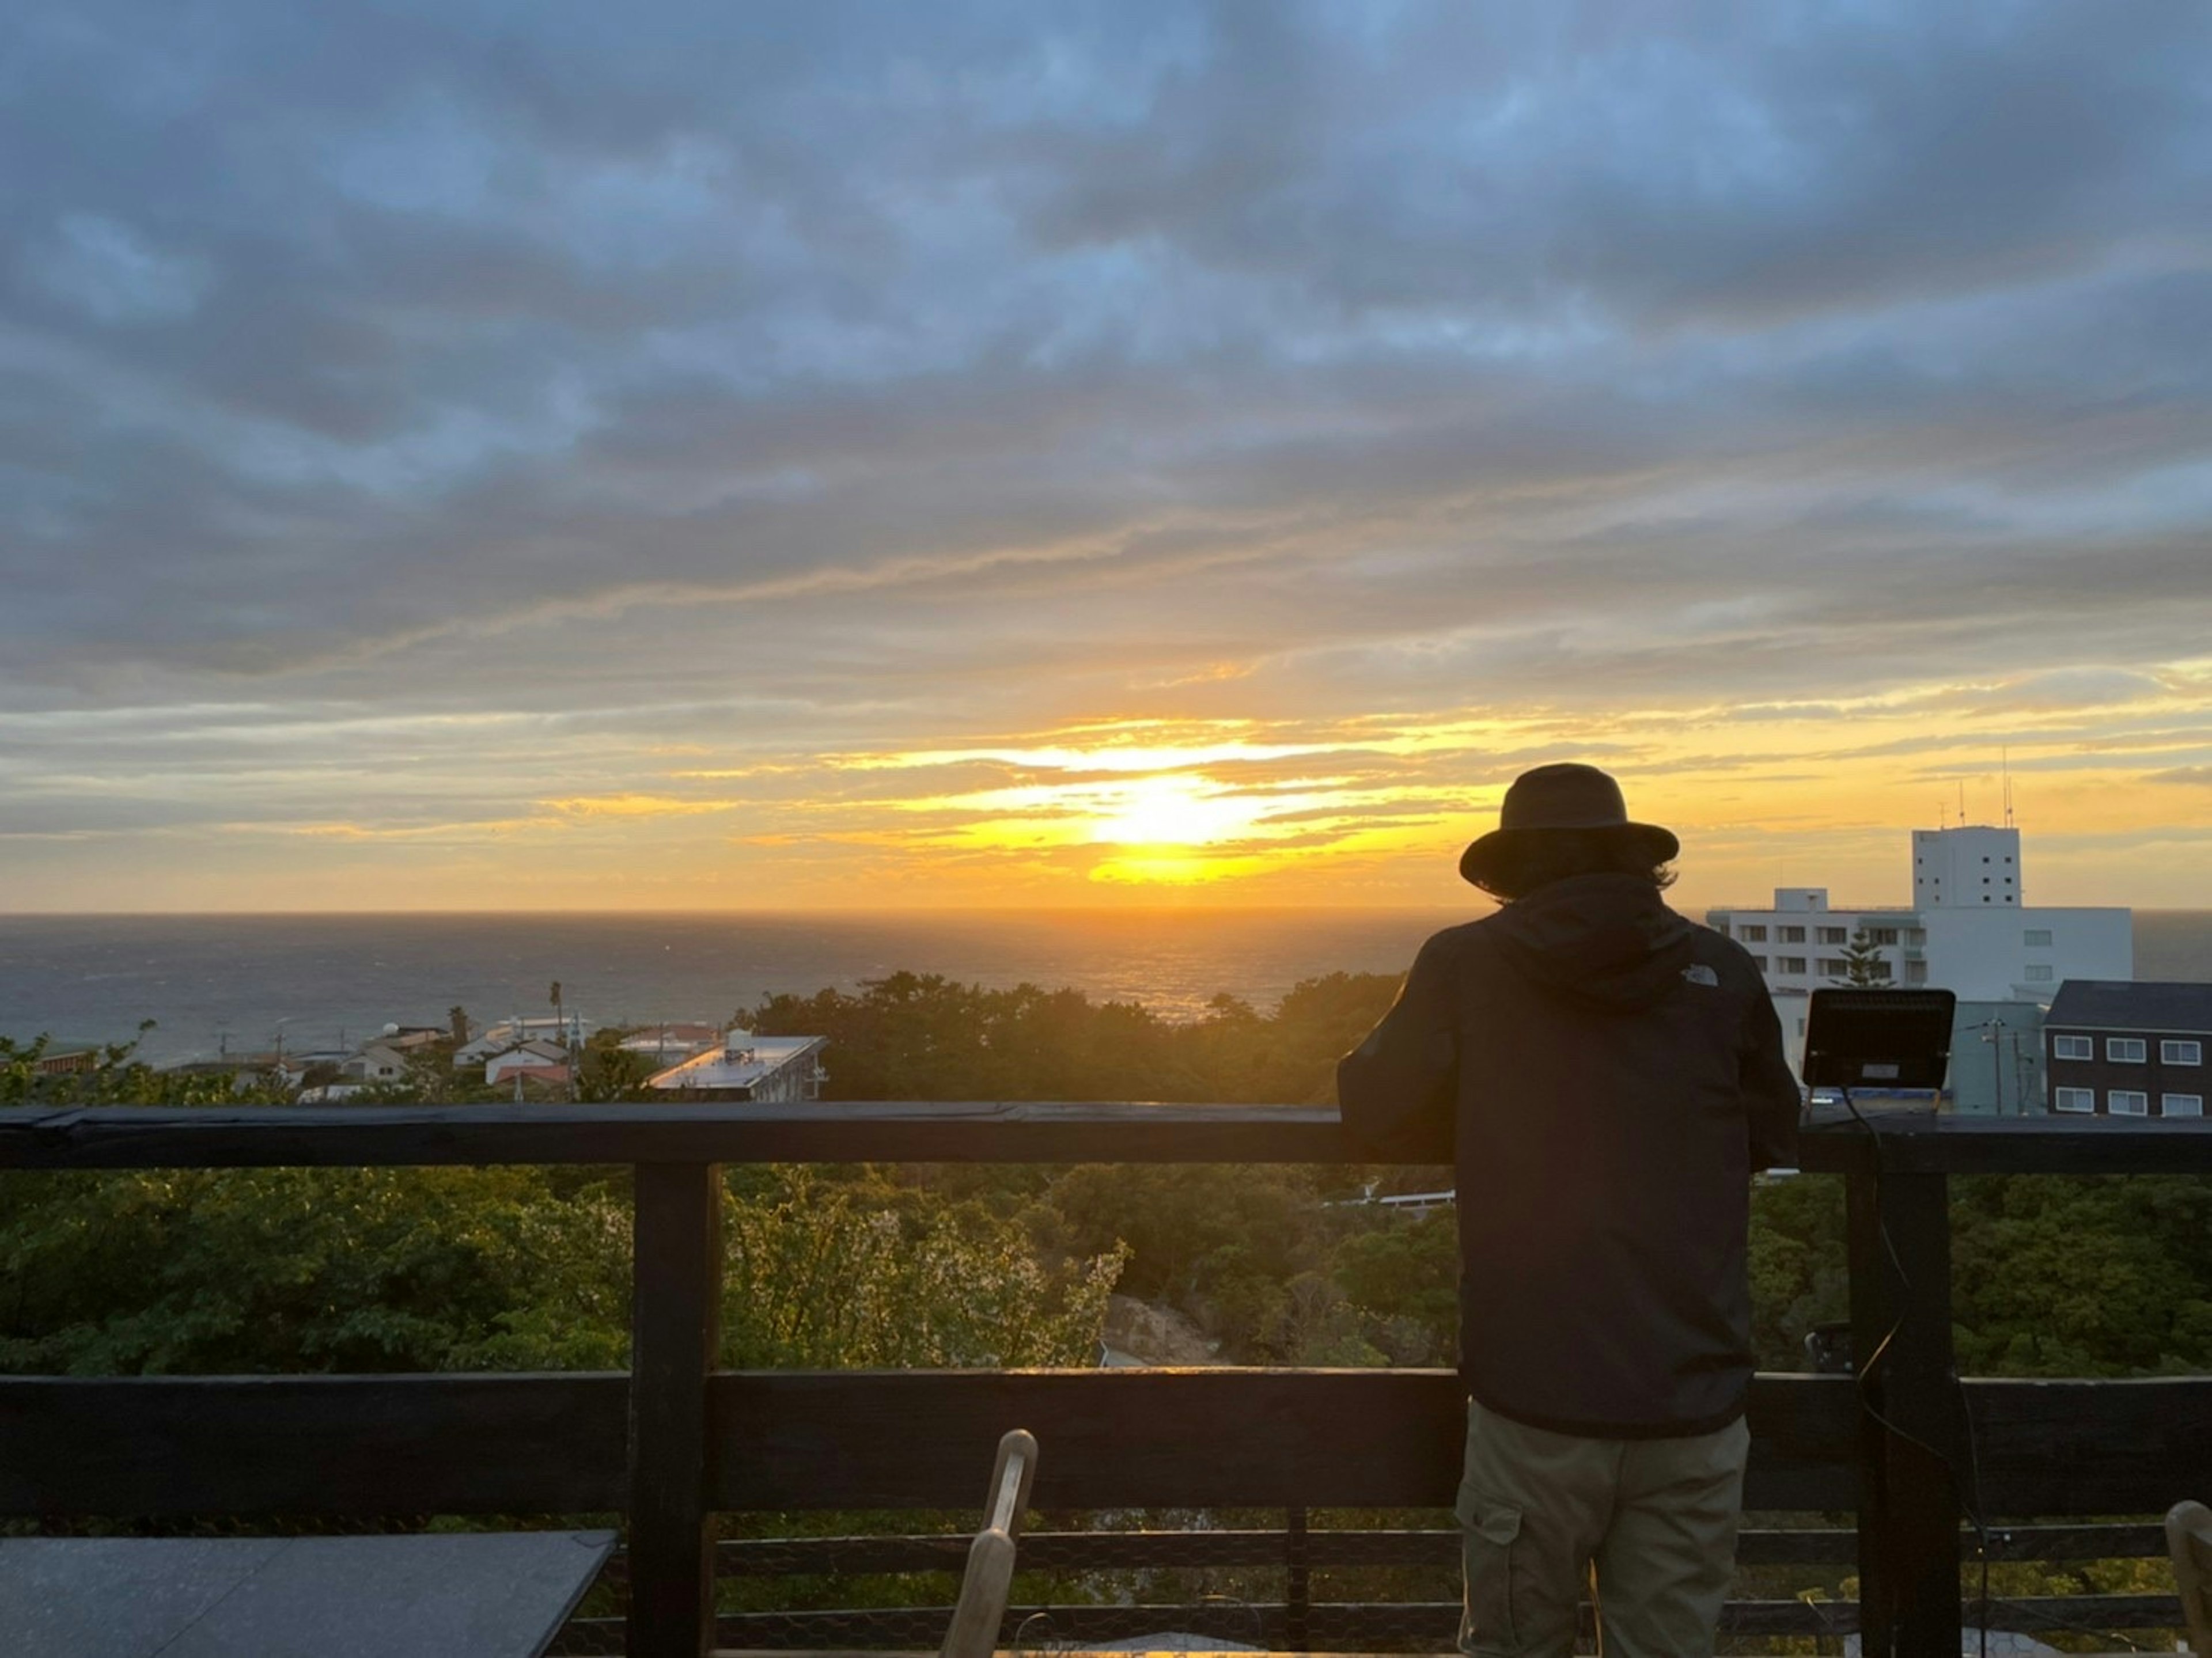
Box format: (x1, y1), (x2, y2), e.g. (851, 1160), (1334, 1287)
(1336, 872), (1801, 1437)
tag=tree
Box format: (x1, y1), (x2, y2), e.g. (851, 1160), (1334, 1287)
(720, 1172), (1125, 1368)
(1839, 925), (1893, 985)
(577, 1031), (657, 1101)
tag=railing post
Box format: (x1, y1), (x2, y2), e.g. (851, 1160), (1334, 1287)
(1285, 1505), (1310, 1653)
(1846, 1166), (1962, 1658)
(628, 1162), (723, 1658)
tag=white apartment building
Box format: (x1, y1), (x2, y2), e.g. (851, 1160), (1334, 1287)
(646, 1030), (828, 1103)
(1706, 825), (2133, 1058)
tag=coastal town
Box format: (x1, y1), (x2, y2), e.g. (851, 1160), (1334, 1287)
(22, 1014), (834, 1106)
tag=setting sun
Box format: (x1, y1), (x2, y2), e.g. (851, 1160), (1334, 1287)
(1088, 775), (1268, 849)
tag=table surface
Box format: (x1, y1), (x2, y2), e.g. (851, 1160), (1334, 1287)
(0, 1530), (615, 1657)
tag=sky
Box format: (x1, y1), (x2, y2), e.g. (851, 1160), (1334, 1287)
(3, 1), (2211, 914)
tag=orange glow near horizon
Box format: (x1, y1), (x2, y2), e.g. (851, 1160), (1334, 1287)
(9, 662), (2211, 913)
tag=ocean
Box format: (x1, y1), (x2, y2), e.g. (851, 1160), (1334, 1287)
(3, 909), (2209, 1068)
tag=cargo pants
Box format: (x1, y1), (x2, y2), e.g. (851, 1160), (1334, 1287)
(1456, 1398), (1749, 1658)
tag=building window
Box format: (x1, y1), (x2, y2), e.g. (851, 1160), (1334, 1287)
(2052, 1035), (2093, 1061)
(2024, 929), (2052, 947)
(1905, 928), (1927, 945)
(1781, 926), (1806, 943)
(1817, 957), (1849, 977)
(2109, 1090), (2150, 1117)
(2053, 1087), (2096, 1113)
(2107, 1038), (2147, 1063)
(1817, 927), (1847, 945)
(1749, 955), (1768, 970)
(1868, 928), (1899, 946)
(2024, 964), (2054, 982)
(2162, 1039), (2203, 1065)
(1713, 920), (1730, 938)
(2163, 1094), (2205, 1117)
(1779, 956), (1807, 974)
(1741, 925), (1767, 942)
(1906, 961), (1930, 984)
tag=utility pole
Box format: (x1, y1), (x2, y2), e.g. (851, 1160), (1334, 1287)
(1979, 1017), (2006, 1116)
(550, 980), (570, 1102)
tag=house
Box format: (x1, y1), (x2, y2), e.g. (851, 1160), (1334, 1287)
(646, 1030), (827, 1103)
(456, 1015), (589, 1069)
(486, 1041), (571, 1088)
(344, 1043), (414, 1085)
(2044, 980), (2209, 1118)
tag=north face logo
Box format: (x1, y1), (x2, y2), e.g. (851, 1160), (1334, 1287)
(1682, 964), (1719, 987)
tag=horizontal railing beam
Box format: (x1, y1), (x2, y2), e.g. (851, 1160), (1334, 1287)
(0, 1374), (628, 1516)
(707, 1369), (1857, 1511)
(1797, 1109), (2212, 1174)
(560, 1592), (2195, 1655)
(8, 1369), (2210, 1522)
(677, 1518), (2173, 1577)
(7, 1099), (2206, 1173)
(0, 1101), (1349, 1168)
(0, 1369), (1850, 1519)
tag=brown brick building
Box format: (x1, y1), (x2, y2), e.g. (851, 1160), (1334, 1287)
(2044, 980), (2209, 1118)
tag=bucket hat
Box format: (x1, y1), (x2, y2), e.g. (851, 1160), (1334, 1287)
(1459, 762), (1679, 887)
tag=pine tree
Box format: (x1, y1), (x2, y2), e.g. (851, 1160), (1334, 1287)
(1840, 925), (1893, 985)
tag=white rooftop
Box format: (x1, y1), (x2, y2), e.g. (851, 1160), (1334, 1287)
(646, 1030), (824, 1092)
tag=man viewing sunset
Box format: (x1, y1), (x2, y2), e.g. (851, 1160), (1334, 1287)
(3, 9), (2211, 1658)
(1341, 764), (1801, 1658)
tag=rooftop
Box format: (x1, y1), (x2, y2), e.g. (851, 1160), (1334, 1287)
(645, 1031), (825, 1094)
(2047, 978), (2212, 1032)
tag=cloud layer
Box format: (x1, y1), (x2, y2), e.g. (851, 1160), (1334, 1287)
(4, 1), (2210, 908)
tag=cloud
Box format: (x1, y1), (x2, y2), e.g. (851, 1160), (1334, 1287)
(22, 213), (214, 324)
(3, 0), (2212, 905)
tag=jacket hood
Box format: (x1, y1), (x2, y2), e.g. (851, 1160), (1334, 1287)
(1490, 872), (1698, 1011)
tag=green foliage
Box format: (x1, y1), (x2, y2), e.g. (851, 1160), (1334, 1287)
(1839, 926), (1893, 985)
(721, 1171), (1126, 1368)
(1745, 1170), (2212, 1379)
(1950, 1173), (2212, 1375)
(1747, 1175), (1850, 1369)
(0, 1166), (632, 1374)
(2, 1027), (291, 1107)
(745, 969), (1401, 1105)
(577, 1030), (658, 1101)
(1328, 1209), (1460, 1364)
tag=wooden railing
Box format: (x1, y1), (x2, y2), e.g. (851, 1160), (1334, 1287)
(3, 1102), (2210, 1657)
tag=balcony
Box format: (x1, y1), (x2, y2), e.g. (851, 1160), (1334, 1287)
(2, 1102), (2208, 1657)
